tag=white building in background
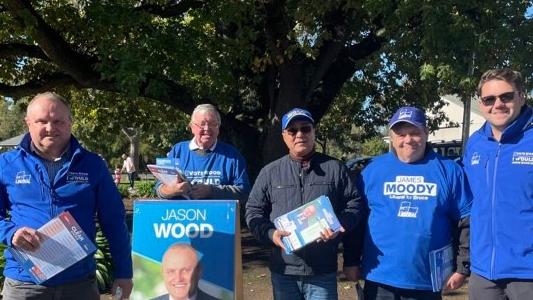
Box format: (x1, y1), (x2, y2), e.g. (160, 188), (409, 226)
(427, 94), (485, 144)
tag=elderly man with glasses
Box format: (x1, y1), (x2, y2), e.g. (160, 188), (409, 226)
(245, 108), (366, 300)
(463, 68), (533, 300)
(157, 104), (250, 201)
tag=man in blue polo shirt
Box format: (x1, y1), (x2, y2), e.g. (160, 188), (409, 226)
(350, 106), (471, 300)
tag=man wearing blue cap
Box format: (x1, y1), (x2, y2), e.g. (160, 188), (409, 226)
(348, 106), (472, 299)
(246, 108), (366, 300)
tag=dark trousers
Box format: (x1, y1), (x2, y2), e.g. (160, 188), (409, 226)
(363, 280), (442, 300)
(469, 272), (533, 300)
(127, 171), (136, 188)
(2, 277), (99, 300)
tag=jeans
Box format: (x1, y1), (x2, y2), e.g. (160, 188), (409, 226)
(127, 171), (136, 188)
(364, 280), (442, 300)
(271, 271), (338, 300)
(2, 277), (99, 300)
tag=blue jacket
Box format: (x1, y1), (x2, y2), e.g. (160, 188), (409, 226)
(0, 134), (132, 285)
(360, 150), (471, 290)
(463, 105), (533, 280)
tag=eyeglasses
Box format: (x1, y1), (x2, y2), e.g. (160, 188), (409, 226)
(285, 125), (313, 136)
(191, 122), (219, 129)
(480, 91), (518, 106)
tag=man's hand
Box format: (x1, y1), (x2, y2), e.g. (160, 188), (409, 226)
(318, 226), (344, 242)
(111, 278), (133, 300)
(272, 229), (291, 251)
(190, 184), (213, 199)
(445, 272), (466, 290)
(343, 266), (361, 282)
(12, 227), (41, 252)
(160, 180), (191, 198)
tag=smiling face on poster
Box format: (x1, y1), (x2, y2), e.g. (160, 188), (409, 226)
(130, 200), (238, 300)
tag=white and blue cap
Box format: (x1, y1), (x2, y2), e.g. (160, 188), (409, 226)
(389, 106), (426, 129)
(281, 108), (314, 130)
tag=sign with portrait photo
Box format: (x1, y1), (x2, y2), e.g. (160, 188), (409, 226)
(131, 200), (241, 300)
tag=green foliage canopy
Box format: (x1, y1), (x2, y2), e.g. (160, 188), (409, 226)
(0, 0), (531, 174)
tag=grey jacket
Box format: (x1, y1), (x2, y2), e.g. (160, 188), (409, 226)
(245, 153), (366, 275)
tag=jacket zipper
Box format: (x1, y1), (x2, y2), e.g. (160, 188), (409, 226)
(490, 143), (501, 278)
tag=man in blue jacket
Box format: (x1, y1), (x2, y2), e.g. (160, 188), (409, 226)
(0, 92), (132, 299)
(350, 106), (471, 300)
(463, 68), (533, 300)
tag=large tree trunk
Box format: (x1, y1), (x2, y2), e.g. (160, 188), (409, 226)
(121, 127), (140, 172)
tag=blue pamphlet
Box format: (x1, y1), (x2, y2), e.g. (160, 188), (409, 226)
(429, 243), (454, 292)
(274, 195), (342, 254)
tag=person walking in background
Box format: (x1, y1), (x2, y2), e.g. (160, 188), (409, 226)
(348, 106), (471, 300)
(0, 92), (132, 300)
(121, 153), (136, 189)
(246, 108), (366, 300)
(156, 104), (250, 201)
(463, 68), (533, 300)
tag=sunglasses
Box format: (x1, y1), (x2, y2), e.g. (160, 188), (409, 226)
(480, 91), (517, 106)
(285, 125), (313, 136)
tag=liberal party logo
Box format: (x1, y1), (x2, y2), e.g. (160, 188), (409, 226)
(384, 176), (437, 200)
(512, 152), (533, 165)
(66, 172), (89, 183)
(471, 152), (480, 165)
(398, 201), (418, 218)
(399, 109), (412, 120)
(15, 171), (31, 184)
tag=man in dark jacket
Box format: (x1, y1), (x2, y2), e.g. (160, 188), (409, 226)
(245, 108), (366, 300)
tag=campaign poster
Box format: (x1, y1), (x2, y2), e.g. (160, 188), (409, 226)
(131, 200), (239, 300)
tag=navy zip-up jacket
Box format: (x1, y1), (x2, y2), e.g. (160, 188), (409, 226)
(0, 134), (132, 285)
(245, 153), (366, 276)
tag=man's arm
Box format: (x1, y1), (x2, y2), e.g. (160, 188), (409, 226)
(0, 175), (23, 247)
(337, 165), (368, 233)
(453, 216), (470, 275)
(245, 169), (276, 246)
(95, 161), (133, 292)
(209, 150), (251, 202)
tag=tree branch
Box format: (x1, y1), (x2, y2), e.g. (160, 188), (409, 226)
(137, 0), (205, 17)
(263, 0), (290, 60)
(2, 0), (105, 88)
(308, 33), (384, 121)
(0, 73), (79, 99)
(0, 43), (49, 60)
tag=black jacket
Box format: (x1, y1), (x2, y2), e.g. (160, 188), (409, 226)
(245, 153), (367, 275)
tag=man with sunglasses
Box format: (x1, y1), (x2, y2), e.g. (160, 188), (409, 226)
(463, 68), (533, 300)
(246, 108), (366, 300)
(352, 106), (472, 300)
(157, 104), (250, 201)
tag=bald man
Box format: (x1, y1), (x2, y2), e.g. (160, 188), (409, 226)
(0, 92), (132, 300)
(152, 243), (218, 300)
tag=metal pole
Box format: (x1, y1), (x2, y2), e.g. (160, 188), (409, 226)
(461, 52), (476, 154)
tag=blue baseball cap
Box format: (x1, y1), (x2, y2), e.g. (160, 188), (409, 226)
(281, 108), (314, 130)
(389, 106), (426, 129)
